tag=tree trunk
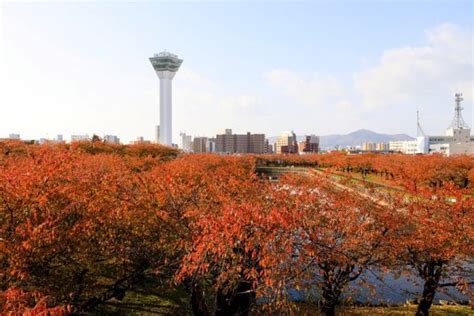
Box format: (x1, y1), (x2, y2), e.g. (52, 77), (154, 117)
(184, 278), (209, 316)
(415, 262), (442, 316)
(190, 282), (210, 316)
(318, 263), (353, 316)
(320, 302), (336, 316)
(415, 277), (438, 316)
(320, 286), (340, 316)
(215, 280), (254, 316)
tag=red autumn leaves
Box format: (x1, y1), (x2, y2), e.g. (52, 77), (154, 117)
(0, 141), (472, 315)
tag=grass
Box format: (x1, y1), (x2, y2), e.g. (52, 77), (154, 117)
(90, 276), (193, 316)
(90, 280), (473, 315)
(337, 305), (473, 315)
(256, 303), (473, 315)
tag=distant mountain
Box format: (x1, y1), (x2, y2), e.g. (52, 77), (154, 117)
(268, 129), (414, 150)
(319, 129), (414, 150)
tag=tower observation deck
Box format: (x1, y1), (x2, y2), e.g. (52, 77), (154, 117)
(149, 51), (183, 146)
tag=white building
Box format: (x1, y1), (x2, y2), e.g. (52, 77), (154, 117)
(361, 142), (376, 152)
(208, 138), (216, 153)
(71, 134), (89, 142)
(37, 135), (65, 144)
(155, 125), (160, 144)
(104, 135), (120, 144)
(389, 140), (420, 154)
(180, 132), (193, 152)
(389, 93), (474, 156)
(149, 51), (183, 146)
(8, 133), (20, 140)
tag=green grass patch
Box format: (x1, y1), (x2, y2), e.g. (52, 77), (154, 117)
(90, 277), (192, 316)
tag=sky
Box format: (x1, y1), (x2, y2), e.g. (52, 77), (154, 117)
(0, 0), (472, 143)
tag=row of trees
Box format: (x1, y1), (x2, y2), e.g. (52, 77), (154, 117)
(0, 141), (473, 315)
(256, 152), (474, 190)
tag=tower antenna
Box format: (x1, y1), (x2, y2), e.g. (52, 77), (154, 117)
(448, 93), (469, 130)
(416, 108), (426, 137)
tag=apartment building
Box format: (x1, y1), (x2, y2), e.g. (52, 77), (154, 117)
(298, 135), (319, 154)
(193, 137), (209, 153)
(275, 131), (298, 154)
(215, 129), (266, 154)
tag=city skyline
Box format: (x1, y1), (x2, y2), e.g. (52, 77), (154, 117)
(0, 1), (472, 143)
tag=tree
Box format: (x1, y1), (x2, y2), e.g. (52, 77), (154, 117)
(392, 183), (474, 316)
(146, 154), (267, 315)
(274, 174), (397, 316)
(0, 148), (169, 314)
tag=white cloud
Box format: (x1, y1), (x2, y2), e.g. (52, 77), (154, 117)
(220, 95), (259, 111)
(264, 69), (344, 107)
(178, 67), (216, 88)
(354, 23), (473, 109)
(173, 69), (262, 138)
(174, 68), (259, 111)
(336, 100), (353, 111)
(176, 67), (258, 113)
(260, 23), (472, 135)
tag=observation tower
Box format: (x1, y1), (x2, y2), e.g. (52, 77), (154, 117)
(149, 51), (183, 146)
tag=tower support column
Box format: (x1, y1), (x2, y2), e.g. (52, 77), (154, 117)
(158, 71), (175, 145)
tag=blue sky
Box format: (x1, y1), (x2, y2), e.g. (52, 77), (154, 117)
(0, 1), (472, 143)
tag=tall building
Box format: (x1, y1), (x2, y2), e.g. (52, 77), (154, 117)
(180, 132), (193, 152)
(298, 135), (320, 154)
(216, 129), (235, 153)
(8, 133), (20, 140)
(215, 129), (266, 154)
(275, 131), (298, 154)
(208, 137), (216, 153)
(249, 134), (265, 153)
(361, 142), (388, 152)
(104, 135), (120, 144)
(264, 139), (273, 154)
(235, 134), (248, 153)
(361, 142), (376, 152)
(155, 125), (160, 144)
(149, 51), (183, 146)
(375, 143), (389, 151)
(193, 137), (209, 153)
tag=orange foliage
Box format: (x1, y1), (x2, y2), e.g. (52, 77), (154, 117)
(257, 152), (474, 190)
(0, 146), (171, 313)
(1, 142), (472, 315)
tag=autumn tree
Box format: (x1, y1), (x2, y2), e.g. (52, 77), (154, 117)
(272, 174), (398, 316)
(143, 154), (268, 315)
(0, 147), (170, 314)
(2, 141), (472, 315)
(391, 183), (474, 316)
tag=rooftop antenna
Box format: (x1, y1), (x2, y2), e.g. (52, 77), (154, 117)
(448, 93), (469, 130)
(416, 108), (426, 137)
